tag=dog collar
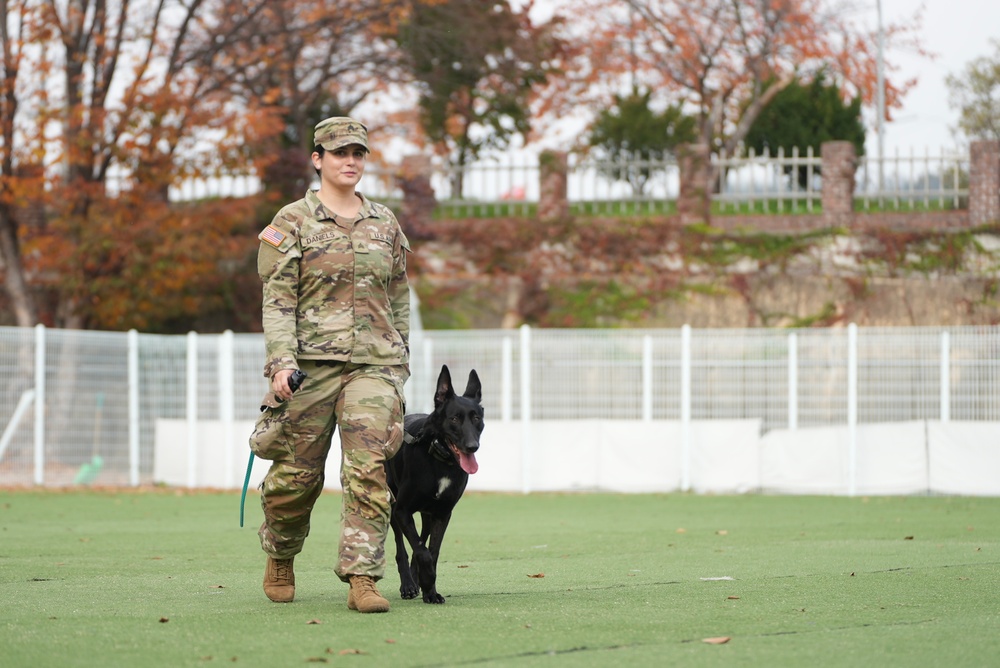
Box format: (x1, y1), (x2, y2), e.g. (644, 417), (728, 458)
(404, 428), (455, 465)
(428, 438), (453, 464)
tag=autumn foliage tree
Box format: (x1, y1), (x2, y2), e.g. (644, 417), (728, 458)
(0, 0), (48, 326)
(0, 0), (273, 329)
(0, 0), (427, 331)
(198, 0), (421, 203)
(540, 0), (923, 158)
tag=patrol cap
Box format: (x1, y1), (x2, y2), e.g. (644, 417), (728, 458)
(313, 116), (369, 152)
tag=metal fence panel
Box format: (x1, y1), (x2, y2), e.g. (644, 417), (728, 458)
(1, 324), (997, 487)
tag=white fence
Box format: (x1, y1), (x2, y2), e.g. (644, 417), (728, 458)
(713, 146), (822, 213)
(161, 147), (971, 216)
(1, 323), (997, 494)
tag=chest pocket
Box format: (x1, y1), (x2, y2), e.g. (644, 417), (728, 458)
(356, 233), (396, 283)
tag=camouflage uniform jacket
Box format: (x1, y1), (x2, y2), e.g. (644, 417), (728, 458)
(257, 189), (411, 378)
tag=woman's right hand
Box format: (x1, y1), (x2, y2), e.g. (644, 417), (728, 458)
(271, 368), (295, 402)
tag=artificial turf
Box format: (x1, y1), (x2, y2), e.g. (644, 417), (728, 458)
(1, 489), (997, 667)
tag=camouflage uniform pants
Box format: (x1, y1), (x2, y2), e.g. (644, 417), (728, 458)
(249, 360), (407, 581)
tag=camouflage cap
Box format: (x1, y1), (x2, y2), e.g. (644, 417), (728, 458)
(313, 117), (369, 152)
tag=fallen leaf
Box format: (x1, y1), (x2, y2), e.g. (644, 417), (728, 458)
(159, 617), (169, 623)
(850, 572), (855, 576)
(676, 528), (687, 534)
(210, 585), (224, 589)
(702, 637), (731, 645)
(727, 596), (740, 600)
(457, 564), (469, 568)
(305, 658), (328, 663)
(339, 649), (366, 656)
(716, 530), (728, 536)
(306, 619), (322, 625)
(904, 536), (914, 540)
(527, 573), (545, 578)
(385, 639), (397, 644)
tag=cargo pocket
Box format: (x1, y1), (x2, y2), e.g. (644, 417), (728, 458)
(382, 375), (407, 461)
(249, 405), (293, 461)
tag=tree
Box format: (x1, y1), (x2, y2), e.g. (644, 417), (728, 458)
(0, 0), (286, 329)
(946, 38), (1000, 142)
(541, 0), (923, 163)
(744, 73), (865, 188)
(588, 88), (697, 195)
(0, 0), (48, 326)
(394, 0), (563, 197)
(198, 0), (418, 202)
(0, 0), (452, 331)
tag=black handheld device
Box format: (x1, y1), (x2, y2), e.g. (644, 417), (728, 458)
(288, 369), (307, 393)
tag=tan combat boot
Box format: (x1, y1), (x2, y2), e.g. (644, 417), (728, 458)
(347, 575), (390, 613)
(263, 556), (295, 602)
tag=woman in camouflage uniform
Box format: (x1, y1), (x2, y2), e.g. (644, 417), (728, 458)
(250, 117), (410, 613)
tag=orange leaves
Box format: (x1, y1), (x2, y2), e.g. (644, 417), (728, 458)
(547, 0), (927, 155)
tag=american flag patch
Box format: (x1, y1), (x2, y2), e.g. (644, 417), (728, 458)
(260, 225), (286, 248)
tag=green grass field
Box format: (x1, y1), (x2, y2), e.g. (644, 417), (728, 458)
(1, 490), (998, 667)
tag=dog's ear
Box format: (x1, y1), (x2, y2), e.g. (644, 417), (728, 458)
(434, 365), (455, 408)
(464, 369), (482, 403)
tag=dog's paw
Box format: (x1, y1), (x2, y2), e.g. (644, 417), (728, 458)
(422, 592), (446, 604)
(400, 584), (419, 600)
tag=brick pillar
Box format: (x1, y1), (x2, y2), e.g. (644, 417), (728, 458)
(397, 155), (436, 240)
(821, 141), (856, 227)
(676, 143), (711, 225)
(538, 150), (568, 221)
(969, 140), (1000, 226)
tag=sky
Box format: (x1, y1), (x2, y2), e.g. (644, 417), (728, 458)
(876, 0), (999, 154)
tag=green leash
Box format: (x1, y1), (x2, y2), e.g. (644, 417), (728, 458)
(240, 370), (307, 527)
(239, 452), (255, 528)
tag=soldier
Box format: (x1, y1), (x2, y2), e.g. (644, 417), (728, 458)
(249, 117), (410, 613)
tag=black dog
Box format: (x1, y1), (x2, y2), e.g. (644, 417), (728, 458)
(386, 365), (484, 603)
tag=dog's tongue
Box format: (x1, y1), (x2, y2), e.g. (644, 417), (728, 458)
(458, 451), (479, 475)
